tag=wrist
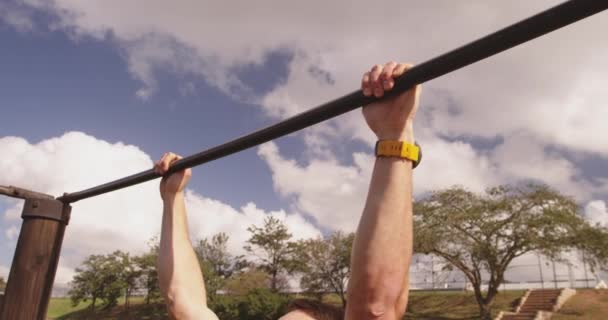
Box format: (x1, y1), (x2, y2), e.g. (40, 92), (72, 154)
(162, 191), (185, 204)
(376, 124), (415, 142)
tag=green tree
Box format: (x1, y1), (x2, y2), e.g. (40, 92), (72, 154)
(414, 184), (608, 320)
(135, 238), (161, 304)
(114, 251), (141, 309)
(245, 216), (296, 291)
(576, 223), (608, 274)
(208, 287), (290, 320)
(224, 268), (271, 296)
(237, 288), (290, 320)
(0, 276), (6, 291)
(195, 232), (246, 300)
(68, 252), (124, 311)
(196, 233), (234, 277)
(199, 262), (223, 302)
(294, 231), (354, 306)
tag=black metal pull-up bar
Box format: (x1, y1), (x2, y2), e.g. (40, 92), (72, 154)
(58, 0), (608, 203)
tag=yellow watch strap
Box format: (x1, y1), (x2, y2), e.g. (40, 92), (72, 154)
(375, 140), (420, 163)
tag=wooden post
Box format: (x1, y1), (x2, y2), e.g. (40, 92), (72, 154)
(0, 198), (71, 320)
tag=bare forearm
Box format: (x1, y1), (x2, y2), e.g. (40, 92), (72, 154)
(158, 192), (207, 317)
(347, 157), (414, 318)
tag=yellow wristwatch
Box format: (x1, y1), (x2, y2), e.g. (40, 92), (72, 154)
(375, 140), (422, 168)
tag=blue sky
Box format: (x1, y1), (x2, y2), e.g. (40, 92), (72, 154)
(1, 0), (607, 287)
(0, 27), (291, 209)
(0, 22), (300, 272)
(0, 26), (370, 208)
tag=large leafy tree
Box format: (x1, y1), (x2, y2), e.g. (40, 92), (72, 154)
(245, 216), (296, 291)
(68, 252), (125, 310)
(294, 231), (354, 306)
(0, 276), (6, 291)
(414, 184), (608, 320)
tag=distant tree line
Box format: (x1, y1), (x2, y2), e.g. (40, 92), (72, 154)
(68, 215), (354, 314)
(68, 239), (160, 311)
(68, 184), (608, 320)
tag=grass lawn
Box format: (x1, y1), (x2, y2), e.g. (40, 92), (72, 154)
(47, 296), (168, 320)
(46, 298), (91, 319)
(553, 289), (608, 320)
(48, 291), (524, 319)
(404, 290), (523, 320)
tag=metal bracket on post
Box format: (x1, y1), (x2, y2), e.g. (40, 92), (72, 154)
(0, 185), (71, 320)
(22, 198), (71, 225)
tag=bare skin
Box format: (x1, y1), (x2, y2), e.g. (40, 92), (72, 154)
(155, 61), (419, 320)
(346, 62), (419, 319)
(155, 153), (218, 320)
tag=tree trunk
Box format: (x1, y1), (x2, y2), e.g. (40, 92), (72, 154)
(271, 270), (278, 291)
(331, 280), (347, 308)
(125, 287), (130, 310)
(339, 292), (347, 308)
(472, 282), (492, 320)
(479, 303), (492, 320)
(476, 287), (498, 320)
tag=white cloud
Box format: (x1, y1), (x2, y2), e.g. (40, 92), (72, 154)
(259, 141), (373, 231)
(488, 133), (596, 200)
(585, 200), (608, 227)
(414, 136), (496, 194)
(135, 87), (153, 101)
(2, 1), (605, 201)
(2, 200), (22, 222)
(257, 134), (599, 231)
(0, 132), (320, 286)
(185, 190), (321, 257)
(5, 226), (19, 241)
(2, 1), (605, 157)
(0, 2), (35, 32)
